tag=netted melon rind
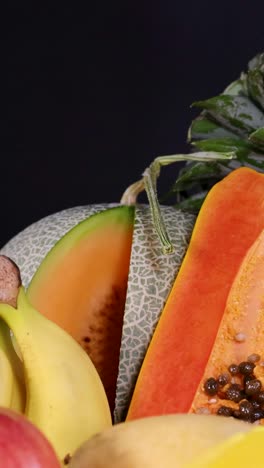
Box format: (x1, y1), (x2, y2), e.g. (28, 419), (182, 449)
(1, 204), (117, 288)
(114, 205), (196, 422)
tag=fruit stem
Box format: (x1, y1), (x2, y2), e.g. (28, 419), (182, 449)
(121, 151), (236, 254)
(120, 179), (145, 205)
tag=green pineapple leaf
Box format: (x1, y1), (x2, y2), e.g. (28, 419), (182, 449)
(248, 128), (264, 151)
(188, 115), (237, 142)
(246, 69), (264, 110)
(192, 137), (253, 158)
(173, 192), (207, 212)
(160, 52), (264, 215)
(162, 160), (227, 197)
(242, 53), (264, 110)
(192, 95), (264, 136)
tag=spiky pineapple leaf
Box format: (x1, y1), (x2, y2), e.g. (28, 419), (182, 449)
(188, 115), (237, 141)
(174, 193), (207, 212)
(160, 52), (264, 214)
(248, 54), (263, 70)
(224, 78), (248, 96)
(249, 128), (264, 151)
(165, 161), (225, 194)
(193, 137), (253, 158)
(246, 69), (264, 110)
(192, 95), (264, 136)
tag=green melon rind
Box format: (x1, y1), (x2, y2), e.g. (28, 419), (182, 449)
(0, 204), (118, 288)
(114, 205), (196, 422)
(27, 204), (135, 295)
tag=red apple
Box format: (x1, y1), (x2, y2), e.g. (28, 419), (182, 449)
(0, 407), (61, 467)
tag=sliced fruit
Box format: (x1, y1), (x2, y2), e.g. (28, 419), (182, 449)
(1, 204), (120, 289)
(127, 167), (264, 420)
(68, 413), (251, 468)
(114, 205), (195, 422)
(26, 205), (134, 413)
(190, 227), (264, 419)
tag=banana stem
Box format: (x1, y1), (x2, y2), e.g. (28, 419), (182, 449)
(121, 151), (236, 255)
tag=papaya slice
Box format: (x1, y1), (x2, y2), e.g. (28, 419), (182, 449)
(27, 205), (134, 413)
(127, 167), (264, 420)
(190, 227), (264, 419)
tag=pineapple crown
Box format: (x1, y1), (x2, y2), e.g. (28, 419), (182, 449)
(122, 52), (264, 254)
(179, 51), (264, 211)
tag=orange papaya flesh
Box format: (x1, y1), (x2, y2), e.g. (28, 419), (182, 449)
(27, 206), (134, 413)
(127, 167), (264, 420)
(190, 228), (264, 419)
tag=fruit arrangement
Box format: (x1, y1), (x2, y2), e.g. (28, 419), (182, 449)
(2, 53), (264, 466)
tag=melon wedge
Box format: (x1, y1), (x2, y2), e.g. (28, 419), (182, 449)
(114, 205), (195, 422)
(26, 205), (134, 413)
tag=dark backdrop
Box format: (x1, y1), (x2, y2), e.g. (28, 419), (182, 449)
(1, 2), (263, 245)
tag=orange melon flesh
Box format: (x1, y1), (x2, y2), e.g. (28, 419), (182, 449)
(27, 206), (134, 413)
(127, 167), (264, 420)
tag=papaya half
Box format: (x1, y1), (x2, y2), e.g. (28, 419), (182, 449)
(190, 226), (264, 420)
(127, 167), (264, 420)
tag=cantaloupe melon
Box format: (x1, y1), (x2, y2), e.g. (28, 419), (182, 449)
(1, 204), (135, 413)
(1, 203), (196, 420)
(1, 204), (117, 289)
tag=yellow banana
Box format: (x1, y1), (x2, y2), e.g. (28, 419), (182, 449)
(0, 346), (13, 407)
(8, 330), (26, 412)
(0, 288), (112, 463)
(0, 321), (25, 411)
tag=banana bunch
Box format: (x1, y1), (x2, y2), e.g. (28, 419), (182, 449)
(0, 255), (112, 463)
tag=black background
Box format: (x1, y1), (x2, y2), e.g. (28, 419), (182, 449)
(1, 2), (264, 245)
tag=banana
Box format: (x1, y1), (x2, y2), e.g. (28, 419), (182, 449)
(0, 343), (13, 407)
(0, 320), (26, 411)
(0, 256), (112, 463)
(0, 255), (25, 410)
(68, 413), (252, 468)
